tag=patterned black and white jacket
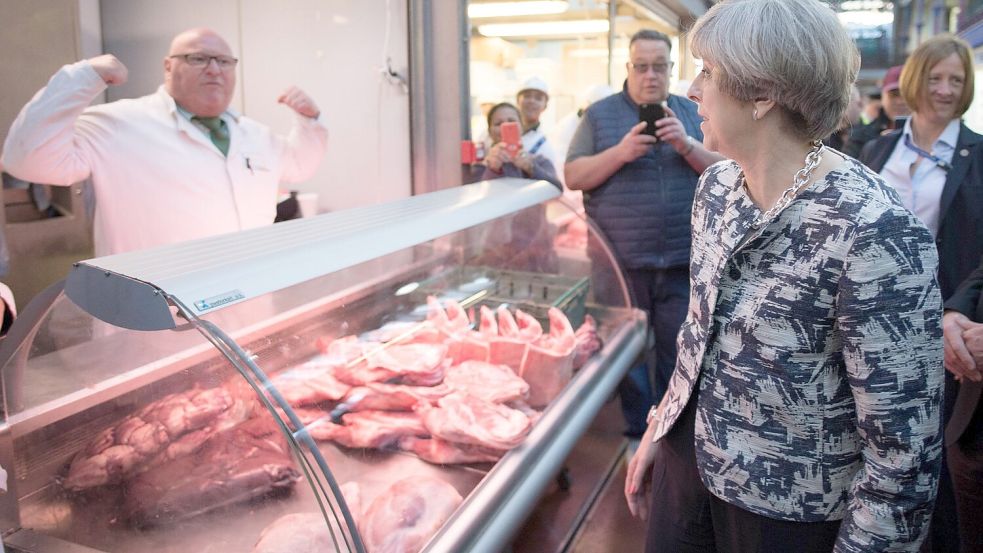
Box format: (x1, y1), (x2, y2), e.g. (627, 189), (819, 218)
(653, 157), (944, 552)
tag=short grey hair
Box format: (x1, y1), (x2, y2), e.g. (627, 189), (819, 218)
(689, 0), (859, 141)
(630, 29), (671, 52)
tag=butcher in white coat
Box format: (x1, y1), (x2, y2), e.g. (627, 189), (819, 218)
(1, 27), (328, 257)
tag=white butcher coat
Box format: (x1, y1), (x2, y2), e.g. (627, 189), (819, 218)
(1, 60), (328, 257)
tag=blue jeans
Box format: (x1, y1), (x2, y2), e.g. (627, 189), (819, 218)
(612, 266), (690, 437)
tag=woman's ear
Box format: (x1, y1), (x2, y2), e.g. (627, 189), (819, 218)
(751, 98), (777, 121)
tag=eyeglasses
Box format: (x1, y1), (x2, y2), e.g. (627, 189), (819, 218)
(170, 53), (238, 69)
(628, 61), (673, 75)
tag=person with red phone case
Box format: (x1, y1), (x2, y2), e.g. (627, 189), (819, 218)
(481, 103), (560, 189)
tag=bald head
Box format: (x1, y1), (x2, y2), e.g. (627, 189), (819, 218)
(164, 28), (236, 117)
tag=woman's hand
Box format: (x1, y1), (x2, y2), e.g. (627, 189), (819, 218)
(513, 148), (534, 175)
(625, 405), (661, 520)
(943, 311), (982, 381)
(485, 143), (509, 172)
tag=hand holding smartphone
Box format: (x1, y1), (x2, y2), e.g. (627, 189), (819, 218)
(500, 121), (522, 159)
(639, 103), (666, 139)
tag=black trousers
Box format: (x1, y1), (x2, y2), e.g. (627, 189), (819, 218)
(949, 414), (983, 553)
(645, 392), (841, 553)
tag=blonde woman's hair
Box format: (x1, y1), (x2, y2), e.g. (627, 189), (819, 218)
(900, 34), (975, 118)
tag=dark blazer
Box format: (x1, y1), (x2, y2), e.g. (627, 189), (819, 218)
(944, 255), (983, 445)
(859, 123), (983, 300)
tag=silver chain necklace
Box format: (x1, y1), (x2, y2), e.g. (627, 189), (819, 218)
(742, 140), (825, 228)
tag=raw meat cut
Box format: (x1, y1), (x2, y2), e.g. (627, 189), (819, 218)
(63, 385), (246, 491)
(487, 306), (536, 372)
(359, 476), (463, 553)
(419, 393), (530, 450)
(252, 513), (334, 553)
(520, 307), (576, 408)
(333, 342), (448, 387)
(399, 436), (504, 465)
(427, 297), (474, 364)
(271, 358), (351, 406)
(252, 477), (364, 553)
(342, 382), (452, 412)
(478, 305), (497, 336)
(123, 417), (299, 527)
(426, 296), (470, 335)
(360, 320), (442, 344)
(506, 399), (543, 425)
(443, 360), (528, 404)
(304, 410), (429, 449)
(572, 314), (602, 369)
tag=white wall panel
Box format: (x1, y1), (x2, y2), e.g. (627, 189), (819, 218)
(100, 0), (411, 214)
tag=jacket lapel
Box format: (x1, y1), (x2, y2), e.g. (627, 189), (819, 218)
(939, 124), (982, 224)
(867, 131), (902, 173)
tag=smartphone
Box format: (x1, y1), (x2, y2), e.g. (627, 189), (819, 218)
(500, 121), (522, 158)
(640, 103), (666, 138)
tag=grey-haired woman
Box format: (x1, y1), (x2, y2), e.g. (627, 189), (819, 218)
(625, 1), (944, 551)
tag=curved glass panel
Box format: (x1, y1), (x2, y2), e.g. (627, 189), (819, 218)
(0, 190), (640, 552)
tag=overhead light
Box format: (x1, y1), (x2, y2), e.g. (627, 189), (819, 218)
(478, 19), (610, 38)
(469, 1), (570, 19)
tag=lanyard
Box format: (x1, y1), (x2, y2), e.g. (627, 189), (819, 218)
(903, 134), (952, 172)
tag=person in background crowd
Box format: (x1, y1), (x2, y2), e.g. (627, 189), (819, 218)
(844, 64), (909, 158)
(1, 27), (327, 257)
(859, 33), (983, 553)
(824, 83), (862, 151)
(626, 1), (943, 551)
(515, 76), (561, 175)
(479, 102), (560, 273)
(565, 29), (722, 438)
(860, 90), (882, 125)
(482, 102), (560, 189)
(943, 254), (983, 553)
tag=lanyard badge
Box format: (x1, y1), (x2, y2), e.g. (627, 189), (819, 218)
(903, 134), (953, 172)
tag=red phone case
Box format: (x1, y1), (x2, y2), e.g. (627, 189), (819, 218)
(500, 121), (521, 158)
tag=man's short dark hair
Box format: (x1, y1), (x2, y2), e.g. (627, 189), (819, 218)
(629, 29), (672, 52)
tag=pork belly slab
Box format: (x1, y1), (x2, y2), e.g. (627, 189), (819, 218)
(443, 360), (529, 404)
(271, 357), (351, 406)
(418, 393), (531, 450)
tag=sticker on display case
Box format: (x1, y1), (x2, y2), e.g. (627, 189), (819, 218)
(194, 289), (246, 311)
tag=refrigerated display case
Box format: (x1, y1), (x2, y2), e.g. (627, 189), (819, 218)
(0, 178), (646, 553)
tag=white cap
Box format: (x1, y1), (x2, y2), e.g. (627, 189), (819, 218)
(518, 76), (550, 98)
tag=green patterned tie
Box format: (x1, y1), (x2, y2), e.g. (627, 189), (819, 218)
(192, 116), (229, 156)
